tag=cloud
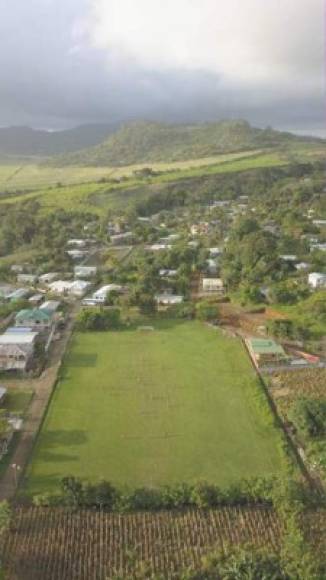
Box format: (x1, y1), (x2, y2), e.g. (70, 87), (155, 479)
(0, 0), (323, 131)
(88, 0), (324, 91)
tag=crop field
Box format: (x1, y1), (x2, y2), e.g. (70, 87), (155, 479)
(2, 507), (325, 580)
(0, 151), (290, 217)
(26, 321), (284, 494)
(1, 506), (283, 579)
(0, 150), (265, 192)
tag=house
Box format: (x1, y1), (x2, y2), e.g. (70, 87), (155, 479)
(159, 269), (178, 278)
(69, 280), (92, 297)
(28, 293), (44, 306)
(155, 294), (183, 305)
(202, 278), (224, 293)
(190, 223), (209, 236)
(90, 284), (124, 304)
(0, 345), (30, 371)
(67, 239), (87, 247)
(66, 250), (88, 260)
(10, 265), (24, 273)
(110, 232), (133, 245)
(8, 288), (30, 301)
(209, 247), (222, 258)
(38, 272), (60, 285)
(48, 280), (74, 295)
(0, 285), (15, 300)
(312, 219), (326, 227)
(310, 243), (326, 252)
(17, 274), (38, 285)
(246, 338), (288, 368)
(0, 331), (38, 371)
(308, 272), (326, 289)
(74, 266), (97, 279)
(149, 243), (172, 251)
(295, 262), (310, 271)
(40, 300), (61, 313)
(279, 255), (298, 263)
(15, 308), (53, 331)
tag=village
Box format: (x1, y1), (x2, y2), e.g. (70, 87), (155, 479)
(0, 185), (324, 487)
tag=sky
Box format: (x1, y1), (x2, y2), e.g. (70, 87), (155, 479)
(0, 0), (324, 134)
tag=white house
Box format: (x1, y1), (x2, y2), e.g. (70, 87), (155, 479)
(295, 262), (310, 271)
(66, 250), (88, 260)
(206, 259), (218, 275)
(202, 278), (224, 292)
(70, 280), (92, 297)
(310, 243), (326, 252)
(38, 272), (60, 285)
(149, 243), (172, 252)
(312, 219), (326, 227)
(308, 272), (326, 289)
(67, 239), (87, 247)
(209, 247), (222, 257)
(91, 284), (123, 304)
(48, 280), (74, 295)
(74, 266), (97, 279)
(279, 255), (298, 262)
(155, 294), (183, 305)
(159, 269), (178, 278)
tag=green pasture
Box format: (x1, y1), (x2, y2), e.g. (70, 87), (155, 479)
(26, 321), (284, 494)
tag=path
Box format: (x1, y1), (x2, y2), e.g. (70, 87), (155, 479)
(0, 306), (79, 500)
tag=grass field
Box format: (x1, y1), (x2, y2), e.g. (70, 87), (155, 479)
(0, 150), (265, 192)
(26, 321), (284, 494)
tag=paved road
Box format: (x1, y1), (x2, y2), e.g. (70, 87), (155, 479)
(0, 308), (78, 500)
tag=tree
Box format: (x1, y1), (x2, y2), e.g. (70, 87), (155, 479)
(196, 301), (219, 322)
(0, 501), (11, 534)
(76, 308), (121, 331)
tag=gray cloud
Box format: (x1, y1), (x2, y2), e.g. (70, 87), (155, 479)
(0, 0), (324, 134)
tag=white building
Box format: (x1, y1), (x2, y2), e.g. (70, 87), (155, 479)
(202, 278), (224, 292)
(48, 280), (74, 295)
(38, 272), (60, 285)
(308, 272), (326, 289)
(67, 239), (87, 247)
(149, 243), (172, 252)
(91, 284), (123, 304)
(74, 266), (97, 279)
(155, 294), (183, 305)
(66, 250), (88, 260)
(70, 280), (92, 297)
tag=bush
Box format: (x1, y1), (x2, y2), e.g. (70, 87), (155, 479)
(195, 301), (219, 322)
(76, 308), (121, 331)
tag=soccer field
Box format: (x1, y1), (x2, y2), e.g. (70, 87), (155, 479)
(26, 321), (284, 494)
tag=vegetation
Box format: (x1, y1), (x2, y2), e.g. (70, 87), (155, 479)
(48, 119), (322, 166)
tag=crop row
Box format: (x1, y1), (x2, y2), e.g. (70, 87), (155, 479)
(2, 506), (283, 580)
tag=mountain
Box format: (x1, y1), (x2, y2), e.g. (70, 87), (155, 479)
(0, 123), (119, 158)
(47, 119), (322, 167)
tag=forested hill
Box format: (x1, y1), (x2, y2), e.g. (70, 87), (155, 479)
(48, 119), (322, 167)
(0, 123), (118, 158)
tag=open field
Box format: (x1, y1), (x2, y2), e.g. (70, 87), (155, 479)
(26, 321), (284, 494)
(0, 150), (265, 192)
(0, 151), (290, 216)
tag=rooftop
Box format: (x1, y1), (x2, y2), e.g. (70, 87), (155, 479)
(248, 338), (286, 356)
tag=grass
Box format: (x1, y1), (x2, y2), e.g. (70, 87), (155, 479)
(0, 151), (288, 216)
(25, 320), (284, 495)
(0, 150), (265, 193)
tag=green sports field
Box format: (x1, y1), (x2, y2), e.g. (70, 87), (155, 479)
(26, 321), (284, 494)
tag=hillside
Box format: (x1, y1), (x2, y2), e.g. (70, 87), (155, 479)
(48, 119), (322, 167)
(0, 123), (119, 158)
